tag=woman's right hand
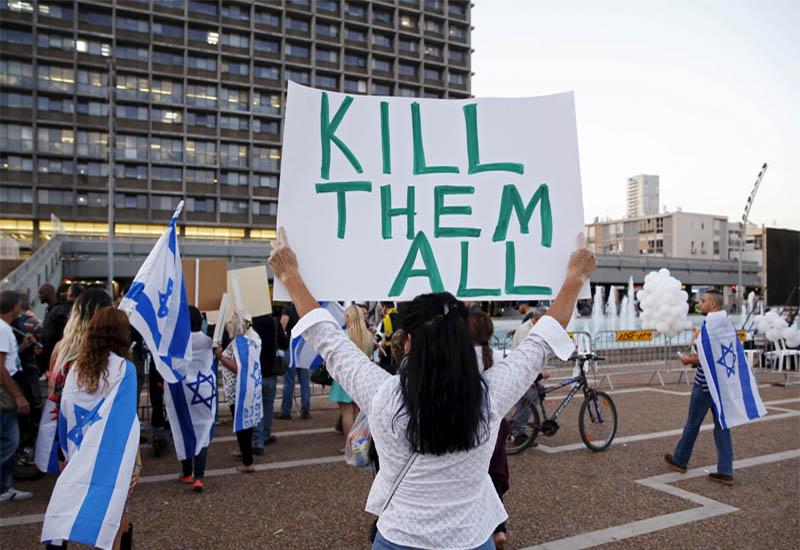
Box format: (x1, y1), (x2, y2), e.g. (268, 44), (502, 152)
(268, 227), (300, 284)
(567, 233), (597, 282)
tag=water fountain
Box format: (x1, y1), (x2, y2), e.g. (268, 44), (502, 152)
(591, 286), (605, 334)
(622, 276), (637, 329)
(607, 285), (619, 329)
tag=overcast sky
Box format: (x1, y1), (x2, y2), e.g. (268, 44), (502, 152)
(471, 0), (799, 230)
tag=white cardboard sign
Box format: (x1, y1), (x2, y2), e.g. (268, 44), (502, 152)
(275, 83), (588, 301)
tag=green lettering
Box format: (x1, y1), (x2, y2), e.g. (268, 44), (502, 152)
(388, 231), (444, 297)
(463, 104), (524, 175)
(457, 241), (501, 298)
(315, 181), (372, 239)
(320, 92), (363, 180)
(434, 185), (481, 238)
(504, 241), (552, 295)
(411, 102), (459, 175)
(492, 183), (552, 246)
(381, 185), (416, 240)
(380, 101), (391, 175)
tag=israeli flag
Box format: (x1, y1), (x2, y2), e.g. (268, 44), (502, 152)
(697, 310), (767, 430)
(34, 399), (60, 474)
(232, 334), (263, 432)
(119, 201), (191, 383)
(41, 354), (140, 550)
(290, 301), (346, 370)
(164, 332), (217, 461)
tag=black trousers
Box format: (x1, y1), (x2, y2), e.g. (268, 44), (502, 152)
(228, 405), (253, 466)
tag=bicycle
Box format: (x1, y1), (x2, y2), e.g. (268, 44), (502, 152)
(506, 352), (617, 454)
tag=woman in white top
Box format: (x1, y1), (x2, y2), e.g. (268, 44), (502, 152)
(268, 229), (596, 550)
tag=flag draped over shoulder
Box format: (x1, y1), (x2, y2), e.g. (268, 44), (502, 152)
(41, 354), (140, 550)
(232, 334), (263, 432)
(34, 399), (60, 474)
(697, 310), (767, 430)
(164, 332), (217, 461)
(119, 202), (191, 382)
(290, 301), (346, 370)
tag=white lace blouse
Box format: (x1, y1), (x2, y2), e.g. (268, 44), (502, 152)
(293, 309), (574, 550)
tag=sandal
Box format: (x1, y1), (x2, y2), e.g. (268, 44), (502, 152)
(237, 464), (255, 473)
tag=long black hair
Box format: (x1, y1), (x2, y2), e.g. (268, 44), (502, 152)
(396, 292), (489, 455)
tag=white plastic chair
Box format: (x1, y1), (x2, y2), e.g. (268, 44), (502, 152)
(764, 339), (800, 372)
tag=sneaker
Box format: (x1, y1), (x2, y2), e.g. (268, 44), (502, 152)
(664, 453), (687, 473)
(253, 447), (264, 456)
(177, 475), (194, 484)
(300, 410), (310, 419)
(264, 435), (277, 446)
(708, 472), (734, 485)
(274, 412), (291, 420)
(192, 480), (204, 492)
(0, 487), (34, 502)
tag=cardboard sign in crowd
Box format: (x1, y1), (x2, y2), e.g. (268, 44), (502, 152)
(275, 83), (589, 302)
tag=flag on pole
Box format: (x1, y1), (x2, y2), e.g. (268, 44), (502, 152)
(232, 334), (263, 432)
(164, 332), (217, 461)
(290, 301), (346, 370)
(41, 354), (140, 550)
(119, 201), (191, 382)
(697, 310), (767, 430)
(34, 399), (60, 474)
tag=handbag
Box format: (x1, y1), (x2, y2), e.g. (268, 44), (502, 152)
(310, 364), (334, 386)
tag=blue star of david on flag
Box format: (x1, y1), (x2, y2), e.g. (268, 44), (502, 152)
(67, 399), (105, 450)
(250, 361), (262, 388)
(186, 371), (216, 410)
(717, 342), (737, 378)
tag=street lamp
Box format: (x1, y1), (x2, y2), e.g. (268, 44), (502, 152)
(107, 60), (116, 297)
(737, 162), (767, 314)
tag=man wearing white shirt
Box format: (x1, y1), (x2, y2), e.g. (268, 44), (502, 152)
(0, 290), (35, 502)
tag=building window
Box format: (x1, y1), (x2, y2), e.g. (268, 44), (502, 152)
(318, 0), (338, 12)
(114, 193), (148, 210)
(399, 38), (418, 52)
(116, 104), (147, 121)
(1, 27), (33, 46)
(449, 71), (466, 85)
(345, 3), (365, 17)
(343, 78), (367, 93)
(252, 174), (278, 188)
(220, 87), (249, 111)
(373, 58), (392, 72)
(372, 82), (391, 95)
(315, 74), (338, 89)
(1, 186), (33, 204)
(252, 147), (280, 171)
(398, 63), (417, 77)
(220, 171), (248, 186)
(152, 165), (182, 181)
(116, 74), (149, 101)
(398, 86), (418, 97)
(77, 161), (108, 177)
(188, 55), (217, 72)
(220, 115), (248, 131)
(186, 83), (218, 108)
(0, 124), (34, 152)
(316, 48), (339, 63)
(152, 108), (182, 124)
(116, 16), (149, 33)
(188, 27), (219, 45)
(187, 197), (215, 213)
(188, 1), (217, 16)
(115, 135), (146, 160)
(253, 119), (279, 134)
(38, 157), (73, 174)
(79, 8), (112, 27)
(372, 33), (392, 48)
(0, 59), (33, 88)
(424, 20), (442, 33)
(219, 143), (248, 167)
(400, 15), (417, 29)
(449, 48), (466, 62)
(254, 10), (280, 27)
(153, 48), (183, 66)
(117, 44), (148, 62)
(152, 195), (182, 211)
(38, 65), (75, 93)
(254, 64), (279, 80)
(186, 140), (216, 164)
(151, 137), (183, 162)
(448, 24), (466, 39)
(151, 79), (183, 104)
(222, 3), (249, 21)
(258, 202), (278, 216)
(186, 110), (216, 127)
(37, 32), (75, 52)
(345, 28), (366, 42)
(286, 17), (309, 32)
(449, 2), (467, 16)
(115, 163), (146, 180)
(1, 154), (33, 172)
(285, 43), (310, 58)
(373, 9), (392, 24)
(39, 189), (74, 205)
(424, 44), (441, 57)
(222, 59), (249, 76)
(153, 20), (184, 38)
(38, 96), (74, 113)
(317, 23), (339, 38)
(285, 69), (310, 85)
(254, 37), (280, 53)
(424, 67), (442, 80)
(344, 53), (367, 68)
(154, 0), (184, 8)
(221, 32), (249, 49)
(77, 69), (108, 96)
(252, 91), (280, 114)
(219, 199), (248, 214)
(186, 168), (215, 184)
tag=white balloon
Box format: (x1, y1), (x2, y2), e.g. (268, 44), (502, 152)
(765, 311), (780, 323)
(766, 328), (780, 342)
(658, 268), (670, 277)
(679, 290), (689, 302)
(782, 327), (795, 340)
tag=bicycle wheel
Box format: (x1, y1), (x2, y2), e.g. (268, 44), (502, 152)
(506, 404), (541, 455)
(579, 391), (617, 452)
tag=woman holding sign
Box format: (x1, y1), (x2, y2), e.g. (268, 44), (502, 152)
(269, 228), (595, 550)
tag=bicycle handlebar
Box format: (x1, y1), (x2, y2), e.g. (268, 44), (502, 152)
(569, 352), (605, 362)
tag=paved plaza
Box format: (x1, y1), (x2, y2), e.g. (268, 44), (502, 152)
(1, 369), (798, 549)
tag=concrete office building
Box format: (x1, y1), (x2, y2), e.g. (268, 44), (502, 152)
(626, 174), (659, 218)
(0, 0), (472, 248)
(586, 210), (729, 260)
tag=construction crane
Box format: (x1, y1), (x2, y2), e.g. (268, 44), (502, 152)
(737, 162), (768, 314)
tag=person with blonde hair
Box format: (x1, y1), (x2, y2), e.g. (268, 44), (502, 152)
(329, 304), (372, 435)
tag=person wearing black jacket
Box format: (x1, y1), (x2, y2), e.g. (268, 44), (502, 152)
(251, 313), (288, 454)
(37, 284), (71, 374)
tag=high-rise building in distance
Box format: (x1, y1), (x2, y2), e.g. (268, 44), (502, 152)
(0, 0), (472, 247)
(626, 174), (659, 218)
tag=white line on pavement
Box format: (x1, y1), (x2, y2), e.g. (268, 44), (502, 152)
(521, 449), (800, 550)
